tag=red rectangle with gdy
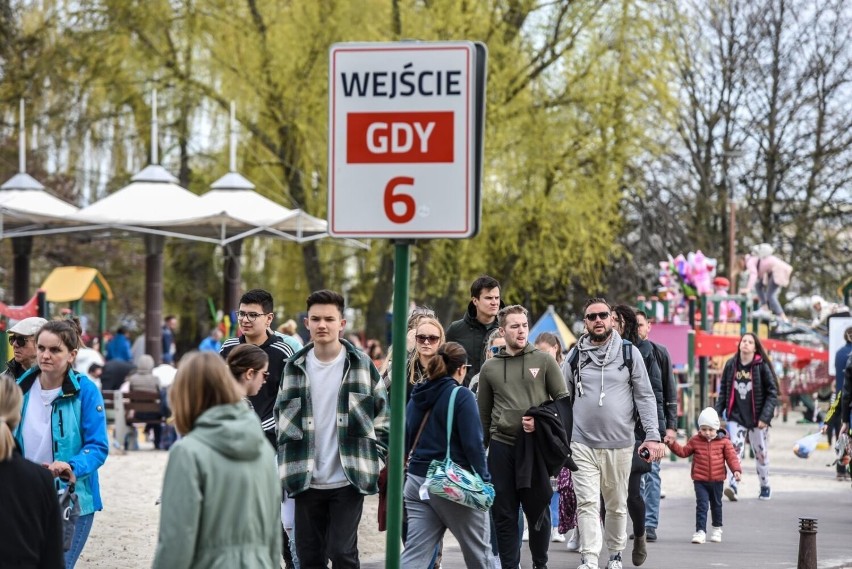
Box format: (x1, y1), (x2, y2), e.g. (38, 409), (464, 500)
(347, 111), (454, 163)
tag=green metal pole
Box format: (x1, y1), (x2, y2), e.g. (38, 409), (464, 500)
(739, 298), (747, 336)
(99, 298), (108, 353)
(385, 241), (411, 569)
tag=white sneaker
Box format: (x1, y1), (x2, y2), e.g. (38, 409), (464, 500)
(605, 554), (623, 569)
(709, 527), (723, 542)
(691, 530), (706, 544)
(577, 556), (599, 569)
(551, 527), (566, 542)
(566, 528), (580, 552)
(522, 527), (529, 541)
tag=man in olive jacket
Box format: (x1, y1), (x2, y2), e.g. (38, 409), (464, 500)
(477, 305), (568, 569)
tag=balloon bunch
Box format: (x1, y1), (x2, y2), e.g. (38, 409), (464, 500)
(658, 250), (719, 302)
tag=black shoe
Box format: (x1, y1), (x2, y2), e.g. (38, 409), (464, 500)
(533, 565), (548, 569)
(645, 527), (657, 542)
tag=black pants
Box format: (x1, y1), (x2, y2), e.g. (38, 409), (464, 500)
(294, 485), (364, 569)
(626, 468), (646, 537)
(489, 440), (550, 568)
(694, 481), (723, 532)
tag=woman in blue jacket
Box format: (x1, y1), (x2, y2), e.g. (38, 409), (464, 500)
(400, 341), (491, 568)
(15, 319), (109, 568)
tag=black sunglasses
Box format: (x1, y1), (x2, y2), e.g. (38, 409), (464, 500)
(8, 335), (30, 348)
(584, 311), (610, 322)
(415, 334), (441, 344)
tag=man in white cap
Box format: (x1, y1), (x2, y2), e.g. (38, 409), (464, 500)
(5, 316), (48, 379)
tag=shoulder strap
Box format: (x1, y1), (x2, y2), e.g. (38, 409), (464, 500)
(444, 386), (462, 459)
(568, 348), (580, 398)
(621, 339), (634, 377)
(405, 409), (432, 467)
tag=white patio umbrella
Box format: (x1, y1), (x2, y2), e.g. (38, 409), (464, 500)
(199, 102), (329, 245)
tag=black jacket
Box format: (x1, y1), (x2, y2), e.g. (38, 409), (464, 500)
(445, 301), (502, 385)
(220, 332), (295, 448)
(715, 354), (778, 428)
(0, 448), (64, 568)
(841, 351), (852, 424)
(5, 358), (28, 380)
(635, 339), (665, 440)
(650, 342), (679, 431)
(514, 399), (572, 531)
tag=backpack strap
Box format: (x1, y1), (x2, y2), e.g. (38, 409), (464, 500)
(620, 339), (634, 377)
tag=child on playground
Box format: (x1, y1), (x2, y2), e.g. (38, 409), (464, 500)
(666, 408), (742, 544)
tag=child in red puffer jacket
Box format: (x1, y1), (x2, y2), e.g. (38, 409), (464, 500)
(667, 407), (742, 545)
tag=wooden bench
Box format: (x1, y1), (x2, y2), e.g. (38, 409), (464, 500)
(102, 389), (164, 450)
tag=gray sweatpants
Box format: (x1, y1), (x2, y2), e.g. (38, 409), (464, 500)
(400, 474), (492, 568)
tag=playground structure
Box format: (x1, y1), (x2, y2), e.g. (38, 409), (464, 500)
(0, 267), (113, 369)
(637, 292), (833, 436)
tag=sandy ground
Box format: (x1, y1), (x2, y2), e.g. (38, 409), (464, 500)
(76, 414), (849, 568)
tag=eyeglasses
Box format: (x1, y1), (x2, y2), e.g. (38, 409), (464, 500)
(489, 346), (502, 355)
(8, 335), (30, 348)
(415, 334), (441, 345)
(237, 311), (268, 322)
(261, 371), (270, 378)
(584, 311), (611, 322)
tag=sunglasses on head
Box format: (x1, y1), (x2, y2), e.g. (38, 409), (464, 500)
(8, 335), (30, 348)
(415, 334), (440, 344)
(584, 311), (611, 322)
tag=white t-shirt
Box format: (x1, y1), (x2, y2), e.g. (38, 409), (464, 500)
(306, 346), (347, 489)
(22, 380), (62, 466)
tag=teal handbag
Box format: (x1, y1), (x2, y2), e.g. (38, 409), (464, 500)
(425, 386), (495, 511)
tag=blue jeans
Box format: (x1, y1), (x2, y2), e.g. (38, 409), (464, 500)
(65, 513), (95, 568)
(549, 492), (560, 528)
(694, 481), (723, 532)
(642, 461), (662, 528)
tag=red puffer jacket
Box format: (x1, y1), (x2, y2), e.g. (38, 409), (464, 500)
(667, 431), (742, 482)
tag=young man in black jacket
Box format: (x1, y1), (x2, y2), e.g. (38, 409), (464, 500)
(446, 275), (502, 386)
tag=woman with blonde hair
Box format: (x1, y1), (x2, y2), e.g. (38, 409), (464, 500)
(0, 373), (64, 567)
(401, 317), (445, 402)
(153, 352), (281, 568)
(15, 319), (109, 568)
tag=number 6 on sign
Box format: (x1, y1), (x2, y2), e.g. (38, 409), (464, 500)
(384, 176), (416, 224)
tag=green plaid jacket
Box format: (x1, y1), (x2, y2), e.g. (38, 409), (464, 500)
(275, 339), (390, 496)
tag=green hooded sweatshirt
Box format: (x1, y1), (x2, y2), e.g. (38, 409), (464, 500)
(153, 403), (282, 569)
(477, 343), (568, 446)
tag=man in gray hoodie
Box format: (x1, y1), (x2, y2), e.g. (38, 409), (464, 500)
(562, 298), (665, 569)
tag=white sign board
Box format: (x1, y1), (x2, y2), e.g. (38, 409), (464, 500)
(328, 42), (480, 238)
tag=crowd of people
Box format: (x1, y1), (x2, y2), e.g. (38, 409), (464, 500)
(3, 272), (850, 569)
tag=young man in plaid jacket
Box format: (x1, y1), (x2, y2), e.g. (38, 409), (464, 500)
(276, 289), (389, 568)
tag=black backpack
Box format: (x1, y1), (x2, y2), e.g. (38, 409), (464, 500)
(567, 339), (634, 401)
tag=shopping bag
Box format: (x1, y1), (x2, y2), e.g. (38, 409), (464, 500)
(792, 432), (822, 459)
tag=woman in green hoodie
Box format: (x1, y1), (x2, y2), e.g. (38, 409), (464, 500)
(153, 352), (282, 569)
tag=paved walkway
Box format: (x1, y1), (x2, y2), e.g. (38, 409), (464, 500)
(362, 417), (852, 568)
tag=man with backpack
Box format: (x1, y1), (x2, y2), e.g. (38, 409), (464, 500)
(562, 298), (665, 569)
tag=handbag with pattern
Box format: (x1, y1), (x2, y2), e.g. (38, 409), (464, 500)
(425, 386), (495, 511)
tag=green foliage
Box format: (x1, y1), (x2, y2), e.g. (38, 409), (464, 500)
(0, 0), (679, 340)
